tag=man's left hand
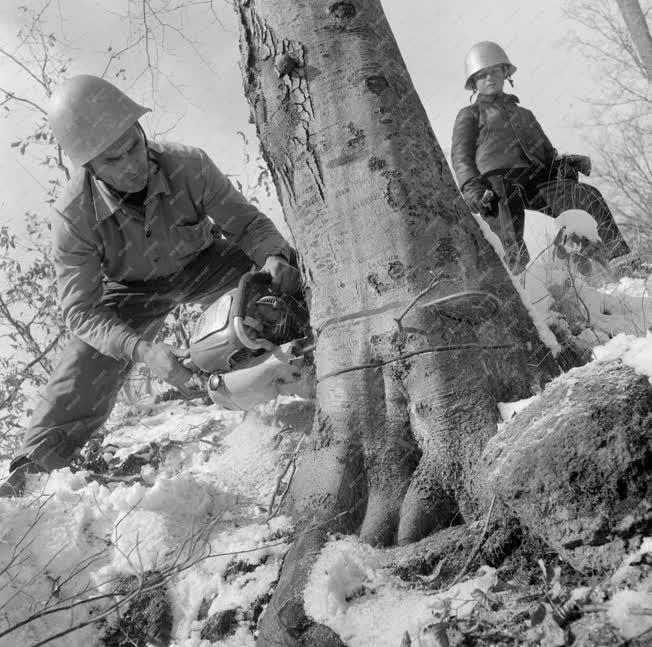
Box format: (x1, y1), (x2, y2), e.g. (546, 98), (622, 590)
(262, 255), (302, 294)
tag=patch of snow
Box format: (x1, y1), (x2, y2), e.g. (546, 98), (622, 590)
(473, 212), (561, 356)
(497, 395), (538, 422)
(592, 332), (652, 384)
(608, 588), (652, 640)
(304, 535), (497, 647)
(179, 412), (289, 503)
(0, 400), (295, 647)
(556, 209), (601, 243)
(606, 538), (652, 640)
(612, 537), (652, 586)
(598, 276), (652, 299)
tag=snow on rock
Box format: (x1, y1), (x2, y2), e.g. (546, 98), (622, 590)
(592, 332), (652, 384)
(556, 209), (601, 242)
(304, 535), (497, 647)
(473, 212), (561, 356)
(497, 395), (538, 422)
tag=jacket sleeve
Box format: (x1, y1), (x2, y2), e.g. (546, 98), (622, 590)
(53, 211), (142, 361)
(197, 149), (292, 266)
(451, 106), (481, 190)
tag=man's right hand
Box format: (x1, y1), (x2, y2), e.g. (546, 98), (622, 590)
(462, 177), (495, 215)
(132, 341), (200, 398)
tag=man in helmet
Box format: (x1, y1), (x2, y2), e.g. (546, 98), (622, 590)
(0, 75), (300, 496)
(451, 41), (630, 274)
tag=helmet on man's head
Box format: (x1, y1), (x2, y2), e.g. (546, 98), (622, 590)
(464, 41), (516, 90)
(47, 75), (150, 167)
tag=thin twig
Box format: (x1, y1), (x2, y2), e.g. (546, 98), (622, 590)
(267, 433), (306, 519)
(317, 343), (515, 383)
(565, 258), (602, 345)
(450, 494), (496, 586)
(394, 275), (440, 330)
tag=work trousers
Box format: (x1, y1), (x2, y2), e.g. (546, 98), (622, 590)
(483, 166), (630, 273)
(10, 241), (253, 474)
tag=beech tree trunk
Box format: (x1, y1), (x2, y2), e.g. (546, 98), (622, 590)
(235, 1), (560, 643)
(616, 0), (652, 80)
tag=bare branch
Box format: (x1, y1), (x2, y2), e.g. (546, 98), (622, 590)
(0, 46), (49, 91)
(0, 87), (47, 114)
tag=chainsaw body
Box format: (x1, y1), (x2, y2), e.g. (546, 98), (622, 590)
(188, 272), (312, 410)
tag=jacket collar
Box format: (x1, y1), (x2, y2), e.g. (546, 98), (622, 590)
(476, 92), (520, 104)
(91, 141), (172, 222)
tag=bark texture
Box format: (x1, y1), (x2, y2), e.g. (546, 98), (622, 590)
(236, 1), (560, 644)
(616, 0), (652, 80)
(479, 359), (652, 572)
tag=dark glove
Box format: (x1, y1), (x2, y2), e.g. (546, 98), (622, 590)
(462, 177), (496, 215)
(556, 154), (592, 180)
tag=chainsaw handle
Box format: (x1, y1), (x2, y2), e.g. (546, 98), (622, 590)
(232, 271), (275, 351)
(232, 271), (272, 319)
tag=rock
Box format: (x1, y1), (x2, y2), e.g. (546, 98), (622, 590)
(100, 571), (172, 647)
(200, 607), (239, 641)
(114, 442), (161, 475)
(479, 359), (651, 572)
(298, 623), (348, 646)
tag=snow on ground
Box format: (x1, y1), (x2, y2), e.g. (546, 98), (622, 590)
(518, 209), (652, 340)
(0, 398), (298, 647)
(304, 535), (497, 647)
(473, 212), (562, 355)
(608, 539), (652, 640)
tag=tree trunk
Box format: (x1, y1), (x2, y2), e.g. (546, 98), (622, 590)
(616, 0), (652, 80)
(235, 1), (560, 643)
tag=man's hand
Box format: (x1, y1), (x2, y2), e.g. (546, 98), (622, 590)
(261, 255), (301, 294)
(462, 177), (495, 215)
(132, 341), (201, 398)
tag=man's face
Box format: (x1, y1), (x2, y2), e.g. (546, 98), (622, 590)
(88, 125), (149, 193)
(473, 65), (506, 95)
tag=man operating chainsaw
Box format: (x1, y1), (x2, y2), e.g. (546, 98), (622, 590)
(0, 75), (302, 497)
(452, 41), (631, 274)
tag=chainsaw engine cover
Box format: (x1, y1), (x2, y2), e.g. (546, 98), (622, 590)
(190, 291), (243, 373)
(189, 272), (309, 374)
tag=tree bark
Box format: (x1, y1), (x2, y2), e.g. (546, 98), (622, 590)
(616, 0), (652, 80)
(235, 1), (560, 644)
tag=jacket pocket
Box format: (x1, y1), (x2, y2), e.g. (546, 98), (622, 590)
(171, 219), (213, 257)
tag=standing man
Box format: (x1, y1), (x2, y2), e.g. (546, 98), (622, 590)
(451, 41), (631, 274)
(0, 75), (300, 496)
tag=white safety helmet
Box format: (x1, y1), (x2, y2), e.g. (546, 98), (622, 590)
(48, 75), (150, 167)
(464, 41), (516, 90)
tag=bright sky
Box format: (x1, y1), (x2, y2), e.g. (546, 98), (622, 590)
(0, 0), (613, 239)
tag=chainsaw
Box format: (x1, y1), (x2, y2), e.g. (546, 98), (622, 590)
(187, 271), (313, 410)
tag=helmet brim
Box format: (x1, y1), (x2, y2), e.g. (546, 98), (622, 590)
(465, 63), (517, 91)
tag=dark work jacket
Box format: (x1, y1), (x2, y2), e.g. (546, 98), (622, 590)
(451, 93), (558, 190)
